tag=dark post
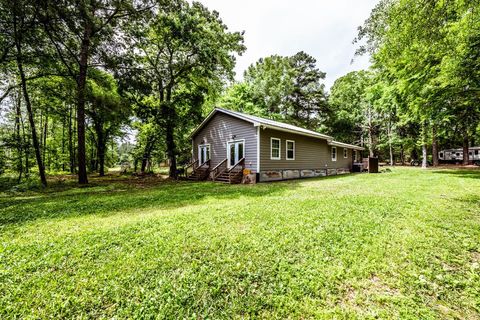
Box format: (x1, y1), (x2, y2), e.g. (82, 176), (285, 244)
(368, 157), (379, 173)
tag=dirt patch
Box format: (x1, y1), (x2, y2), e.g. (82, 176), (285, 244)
(338, 275), (400, 314)
(471, 251), (480, 264)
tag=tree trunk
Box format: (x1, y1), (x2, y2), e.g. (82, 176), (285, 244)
(166, 120), (177, 178)
(387, 121), (394, 166)
(421, 124), (428, 169)
(62, 113), (65, 171)
(400, 144), (405, 165)
(98, 145), (105, 176)
(367, 105), (374, 157)
(43, 112), (48, 169)
(20, 106), (29, 175)
(15, 90), (23, 182)
(462, 134), (470, 165)
(96, 127), (106, 177)
(76, 23), (91, 185)
(14, 22), (47, 187)
(422, 144), (428, 168)
(432, 125), (439, 167)
(389, 143), (394, 166)
(68, 104), (74, 174)
(140, 139), (153, 174)
(163, 83), (177, 179)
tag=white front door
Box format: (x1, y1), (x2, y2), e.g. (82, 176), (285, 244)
(227, 140), (245, 168)
(198, 144), (210, 165)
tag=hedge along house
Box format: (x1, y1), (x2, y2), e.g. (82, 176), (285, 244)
(187, 108), (364, 183)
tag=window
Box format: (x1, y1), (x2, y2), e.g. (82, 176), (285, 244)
(354, 150), (358, 162)
(439, 152), (444, 158)
(286, 140), (295, 160)
(343, 148), (348, 158)
(475, 150), (479, 155)
(331, 147), (337, 161)
(271, 138), (281, 160)
(198, 144), (210, 164)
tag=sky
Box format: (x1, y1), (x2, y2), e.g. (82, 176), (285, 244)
(197, 0), (379, 90)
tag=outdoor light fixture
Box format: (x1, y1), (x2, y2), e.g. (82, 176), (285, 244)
(231, 135), (236, 140)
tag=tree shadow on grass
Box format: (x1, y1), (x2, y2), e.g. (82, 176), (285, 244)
(455, 194), (480, 205)
(0, 172), (365, 227)
(431, 168), (480, 180)
(0, 179), (298, 226)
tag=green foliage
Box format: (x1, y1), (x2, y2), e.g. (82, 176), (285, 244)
(220, 51), (329, 130)
(356, 0), (480, 162)
(120, 0), (245, 176)
(0, 168), (479, 317)
(327, 70), (372, 143)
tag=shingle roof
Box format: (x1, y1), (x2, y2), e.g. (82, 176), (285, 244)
(191, 107), (364, 150)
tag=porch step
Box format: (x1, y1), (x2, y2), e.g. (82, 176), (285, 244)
(187, 168), (210, 181)
(213, 171), (242, 184)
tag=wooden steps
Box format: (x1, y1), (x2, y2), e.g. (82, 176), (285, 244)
(213, 170), (242, 184)
(187, 167), (210, 181)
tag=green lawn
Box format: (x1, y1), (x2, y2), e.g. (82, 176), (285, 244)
(0, 168), (479, 319)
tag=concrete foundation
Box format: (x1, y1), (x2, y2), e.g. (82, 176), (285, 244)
(283, 170), (300, 179)
(260, 170), (283, 181)
(259, 168), (350, 181)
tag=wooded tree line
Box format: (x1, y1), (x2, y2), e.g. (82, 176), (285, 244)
(351, 0), (480, 167)
(0, 0), (244, 186)
(1, 0), (479, 188)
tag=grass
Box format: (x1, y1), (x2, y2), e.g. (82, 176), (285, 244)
(0, 167), (479, 319)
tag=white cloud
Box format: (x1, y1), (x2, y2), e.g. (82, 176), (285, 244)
(197, 0), (378, 90)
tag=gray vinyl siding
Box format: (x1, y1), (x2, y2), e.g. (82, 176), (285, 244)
(192, 113), (258, 172)
(259, 128), (353, 170)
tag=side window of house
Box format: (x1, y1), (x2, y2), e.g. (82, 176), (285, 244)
(286, 140), (295, 160)
(271, 138), (281, 160)
(331, 147), (337, 161)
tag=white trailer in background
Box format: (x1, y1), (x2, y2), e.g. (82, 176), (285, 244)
(438, 147), (480, 165)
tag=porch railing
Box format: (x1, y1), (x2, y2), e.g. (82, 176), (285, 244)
(211, 158), (227, 180)
(184, 159), (199, 177)
(227, 158), (245, 183)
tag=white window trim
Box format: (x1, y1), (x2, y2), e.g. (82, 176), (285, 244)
(343, 148), (348, 159)
(198, 143), (211, 164)
(286, 140), (295, 160)
(331, 146), (337, 162)
(270, 137), (281, 160)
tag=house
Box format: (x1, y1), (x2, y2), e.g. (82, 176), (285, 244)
(187, 108), (364, 183)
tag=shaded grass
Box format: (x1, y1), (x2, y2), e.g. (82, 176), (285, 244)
(0, 167), (479, 318)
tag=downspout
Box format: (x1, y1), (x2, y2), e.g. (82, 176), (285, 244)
(256, 125), (261, 173)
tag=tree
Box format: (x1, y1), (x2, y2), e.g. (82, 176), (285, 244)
(356, 0), (480, 167)
(328, 71), (371, 145)
(40, 0), (144, 184)
(286, 52), (329, 130)
(123, 0), (245, 178)
(221, 51), (329, 130)
(1, 0), (48, 186)
(86, 70), (130, 176)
